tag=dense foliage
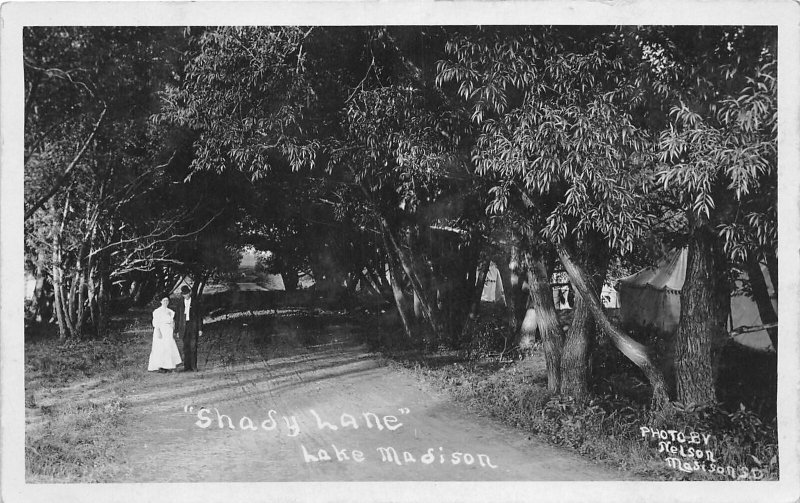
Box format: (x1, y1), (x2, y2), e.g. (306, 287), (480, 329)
(24, 26), (777, 411)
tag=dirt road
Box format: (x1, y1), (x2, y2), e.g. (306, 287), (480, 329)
(116, 321), (628, 482)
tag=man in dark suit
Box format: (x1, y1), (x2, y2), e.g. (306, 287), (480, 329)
(175, 285), (203, 371)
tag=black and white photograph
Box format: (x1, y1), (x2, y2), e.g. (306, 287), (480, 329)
(1, 2), (799, 502)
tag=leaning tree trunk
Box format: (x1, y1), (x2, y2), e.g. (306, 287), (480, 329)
(413, 291), (425, 320)
(746, 253), (778, 351)
(675, 224), (730, 407)
(380, 226), (415, 340)
(523, 249), (564, 393)
(557, 245), (670, 409)
(559, 236), (608, 402)
(387, 263), (414, 340)
(382, 219), (446, 345)
(764, 248), (778, 294)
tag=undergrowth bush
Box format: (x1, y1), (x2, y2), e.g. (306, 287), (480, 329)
(465, 316), (510, 359)
(650, 403), (779, 477)
(395, 312), (779, 481)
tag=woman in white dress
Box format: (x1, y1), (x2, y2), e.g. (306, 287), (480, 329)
(148, 296), (183, 372)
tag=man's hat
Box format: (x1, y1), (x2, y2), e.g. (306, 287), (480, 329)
(180, 285), (191, 295)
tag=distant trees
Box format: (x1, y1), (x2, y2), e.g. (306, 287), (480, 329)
(24, 27), (242, 338)
(25, 27), (176, 338)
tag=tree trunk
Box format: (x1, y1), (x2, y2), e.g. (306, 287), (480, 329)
(96, 251), (111, 338)
(194, 272), (208, 297)
(464, 247), (479, 312)
(675, 225), (729, 407)
(764, 248), (778, 294)
(508, 242), (527, 328)
(61, 265), (78, 338)
(557, 245), (670, 409)
(357, 269), (381, 296)
(31, 251), (51, 322)
(382, 220), (445, 344)
(496, 250), (524, 342)
(523, 249), (564, 393)
(470, 256), (490, 319)
(76, 260), (89, 339)
(560, 293), (594, 400)
(68, 270), (79, 332)
(344, 272), (359, 296)
(129, 279), (141, 302)
(380, 226), (414, 340)
(32, 277), (51, 323)
(88, 264), (99, 331)
(373, 257), (392, 292)
(413, 291), (424, 319)
(746, 253), (778, 351)
(438, 239), (476, 349)
(52, 258), (69, 341)
(282, 269), (299, 291)
(460, 255), (489, 347)
(558, 237), (607, 402)
(387, 264), (414, 340)
(133, 277), (153, 306)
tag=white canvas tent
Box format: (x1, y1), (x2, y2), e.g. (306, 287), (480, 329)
(617, 249), (776, 351)
(480, 262), (506, 303)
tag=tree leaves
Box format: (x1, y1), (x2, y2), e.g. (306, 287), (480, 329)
(656, 42), (776, 262)
(438, 27), (657, 255)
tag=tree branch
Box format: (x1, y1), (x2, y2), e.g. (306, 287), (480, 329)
(25, 106), (107, 220)
(88, 207), (224, 260)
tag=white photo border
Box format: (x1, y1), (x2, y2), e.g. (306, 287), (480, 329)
(2, 2), (798, 502)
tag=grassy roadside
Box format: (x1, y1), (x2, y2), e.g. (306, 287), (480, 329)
(388, 342), (779, 482)
(24, 314), (151, 482)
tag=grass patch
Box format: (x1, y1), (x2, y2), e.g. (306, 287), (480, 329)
(387, 309), (778, 482)
(25, 312), (151, 482)
(26, 397), (129, 482)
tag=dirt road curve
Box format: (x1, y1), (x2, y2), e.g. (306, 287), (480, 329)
(118, 337), (628, 482)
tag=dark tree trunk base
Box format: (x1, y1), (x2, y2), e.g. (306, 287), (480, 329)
(557, 245), (670, 410)
(675, 225), (729, 407)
